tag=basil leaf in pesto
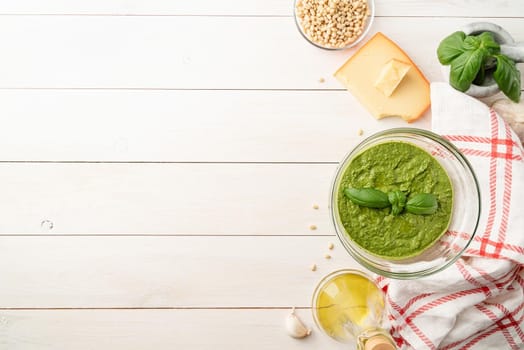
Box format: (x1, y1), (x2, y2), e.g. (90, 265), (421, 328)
(344, 188), (390, 209)
(346, 188), (439, 216)
(387, 190), (407, 216)
(406, 193), (438, 215)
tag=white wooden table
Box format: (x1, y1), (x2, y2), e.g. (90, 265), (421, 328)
(0, 1), (522, 349)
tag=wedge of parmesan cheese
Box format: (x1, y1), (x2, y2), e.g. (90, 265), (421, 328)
(335, 32), (430, 123)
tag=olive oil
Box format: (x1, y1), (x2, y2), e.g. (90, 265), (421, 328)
(313, 270), (396, 349)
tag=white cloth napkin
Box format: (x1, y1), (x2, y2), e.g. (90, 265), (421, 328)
(380, 83), (524, 350)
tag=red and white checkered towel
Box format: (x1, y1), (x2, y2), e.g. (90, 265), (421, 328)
(379, 83), (524, 350)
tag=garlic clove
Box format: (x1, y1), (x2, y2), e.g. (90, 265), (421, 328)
(285, 308), (312, 339)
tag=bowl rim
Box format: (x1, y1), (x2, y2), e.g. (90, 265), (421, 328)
(330, 128), (482, 279)
(293, 0), (375, 51)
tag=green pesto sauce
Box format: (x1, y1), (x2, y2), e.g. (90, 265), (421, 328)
(337, 141), (453, 259)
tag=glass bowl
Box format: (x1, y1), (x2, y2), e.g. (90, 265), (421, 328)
(311, 269), (388, 344)
(293, 0), (375, 50)
(330, 128), (481, 279)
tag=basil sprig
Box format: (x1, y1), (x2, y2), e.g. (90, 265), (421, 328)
(344, 188), (390, 208)
(405, 193), (438, 215)
(388, 190), (407, 216)
(437, 31), (521, 102)
(344, 188), (438, 216)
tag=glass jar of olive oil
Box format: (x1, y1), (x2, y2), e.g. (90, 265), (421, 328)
(312, 269), (396, 350)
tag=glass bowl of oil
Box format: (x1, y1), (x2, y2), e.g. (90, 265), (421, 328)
(312, 269), (396, 349)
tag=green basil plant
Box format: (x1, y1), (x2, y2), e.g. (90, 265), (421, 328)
(437, 31), (521, 102)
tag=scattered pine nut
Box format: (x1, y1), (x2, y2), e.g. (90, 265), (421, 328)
(312, 204), (319, 210)
(328, 242), (334, 250)
(309, 224), (317, 231)
(324, 254), (331, 260)
(358, 128), (364, 136)
(311, 264), (317, 271)
(318, 77), (325, 83)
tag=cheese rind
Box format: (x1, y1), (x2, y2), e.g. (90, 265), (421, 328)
(334, 32), (430, 123)
(374, 59), (411, 97)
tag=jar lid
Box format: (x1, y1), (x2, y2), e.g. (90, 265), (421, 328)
(364, 335), (396, 350)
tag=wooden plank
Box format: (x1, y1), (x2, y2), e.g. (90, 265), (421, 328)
(0, 163), (337, 234)
(0, 236), (358, 308)
(0, 309), (348, 350)
(0, 16), (521, 89)
(0, 0), (522, 17)
(0, 89), (430, 162)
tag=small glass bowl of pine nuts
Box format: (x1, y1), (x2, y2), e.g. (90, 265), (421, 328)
(294, 0), (375, 50)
